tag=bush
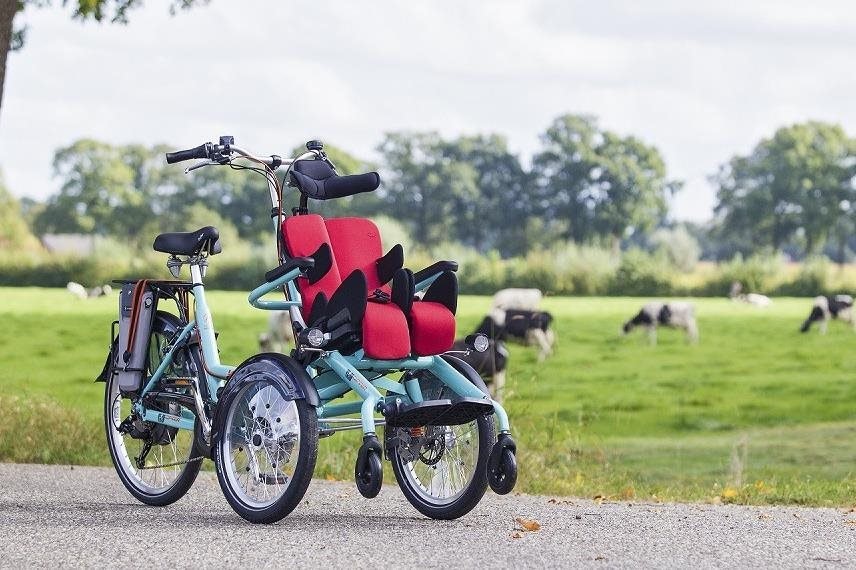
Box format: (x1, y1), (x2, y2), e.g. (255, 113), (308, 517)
(607, 249), (675, 296)
(0, 242), (852, 297)
(695, 253), (784, 296)
(774, 257), (830, 296)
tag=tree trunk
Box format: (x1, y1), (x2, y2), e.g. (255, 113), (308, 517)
(0, 0), (17, 120)
(610, 233), (621, 256)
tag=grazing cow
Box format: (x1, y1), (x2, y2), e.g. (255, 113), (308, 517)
(488, 288), (556, 360)
(66, 282), (113, 300)
(729, 281), (772, 307)
(504, 309), (556, 361)
(800, 295), (854, 334)
(258, 311), (297, 353)
(622, 301), (698, 344)
(491, 288), (543, 313)
(451, 317), (509, 402)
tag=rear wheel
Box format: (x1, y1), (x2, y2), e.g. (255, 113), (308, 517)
(104, 312), (202, 506)
(387, 368), (495, 520)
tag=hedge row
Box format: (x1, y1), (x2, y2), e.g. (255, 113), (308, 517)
(1, 247), (852, 297)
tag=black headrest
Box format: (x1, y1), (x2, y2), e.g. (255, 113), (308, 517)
(289, 159), (380, 200)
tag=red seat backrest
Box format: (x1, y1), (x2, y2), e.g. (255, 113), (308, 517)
(325, 218), (387, 291)
(281, 214), (342, 319)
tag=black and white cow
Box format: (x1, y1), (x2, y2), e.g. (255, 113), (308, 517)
(504, 309), (556, 360)
(622, 301), (698, 344)
(800, 295), (854, 333)
(451, 317), (509, 402)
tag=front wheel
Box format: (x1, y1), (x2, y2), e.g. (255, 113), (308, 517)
(214, 374), (318, 524)
(387, 367), (495, 520)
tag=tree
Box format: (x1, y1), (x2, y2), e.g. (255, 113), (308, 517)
(1, 0), (205, 119)
(712, 121), (855, 256)
(377, 132), (479, 248)
(439, 134), (533, 255)
(0, 167), (40, 250)
(532, 114), (677, 251)
(32, 139), (181, 242)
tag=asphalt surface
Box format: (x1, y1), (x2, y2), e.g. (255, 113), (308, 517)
(0, 463), (854, 568)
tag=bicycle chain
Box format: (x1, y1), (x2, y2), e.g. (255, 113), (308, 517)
(138, 455), (204, 470)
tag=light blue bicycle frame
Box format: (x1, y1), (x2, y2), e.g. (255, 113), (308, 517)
(134, 263), (234, 433)
(248, 266), (513, 437)
(136, 145), (512, 440)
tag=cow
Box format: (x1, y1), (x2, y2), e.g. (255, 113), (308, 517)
(800, 295), (854, 334)
(729, 281), (772, 307)
(622, 301), (698, 345)
(66, 282), (112, 300)
(451, 317), (509, 402)
(504, 309), (556, 361)
(488, 288), (556, 361)
(258, 311), (297, 353)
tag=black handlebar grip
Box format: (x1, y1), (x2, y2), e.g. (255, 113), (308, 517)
(165, 143), (211, 164)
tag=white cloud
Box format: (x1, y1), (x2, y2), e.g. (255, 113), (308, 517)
(1, 0), (855, 222)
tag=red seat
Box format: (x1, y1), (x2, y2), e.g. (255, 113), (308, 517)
(282, 214), (456, 359)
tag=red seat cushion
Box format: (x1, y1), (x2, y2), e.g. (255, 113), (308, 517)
(409, 301), (456, 356)
(326, 218), (387, 291)
(281, 214), (341, 319)
(362, 302), (411, 359)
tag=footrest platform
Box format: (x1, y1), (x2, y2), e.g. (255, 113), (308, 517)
(385, 397), (494, 427)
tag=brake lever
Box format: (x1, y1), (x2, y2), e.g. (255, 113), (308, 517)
(184, 160), (216, 174)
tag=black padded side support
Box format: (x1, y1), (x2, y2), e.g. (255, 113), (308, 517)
(376, 244), (404, 285)
(306, 243), (334, 285)
(326, 270), (368, 329)
(391, 268), (414, 315)
(413, 260), (459, 285)
(422, 271), (458, 315)
(264, 257), (315, 282)
(308, 292), (328, 326)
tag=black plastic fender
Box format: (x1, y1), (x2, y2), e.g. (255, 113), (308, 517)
(440, 354), (492, 398)
(209, 353), (320, 452)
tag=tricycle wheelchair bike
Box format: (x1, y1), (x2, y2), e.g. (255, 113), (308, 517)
(97, 137), (518, 523)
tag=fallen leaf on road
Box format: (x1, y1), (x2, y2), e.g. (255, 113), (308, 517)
(758, 513), (771, 520)
(515, 517), (541, 532)
(510, 531), (523, 539)
(595, 555), (607, 561)
(844, 520), (856, 526)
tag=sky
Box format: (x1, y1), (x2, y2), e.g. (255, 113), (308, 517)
(2, 0), (855, 222)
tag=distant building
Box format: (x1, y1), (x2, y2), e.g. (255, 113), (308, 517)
(41, 234), (97, 255)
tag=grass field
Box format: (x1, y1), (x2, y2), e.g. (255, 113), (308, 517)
(1, 287), (855, 506)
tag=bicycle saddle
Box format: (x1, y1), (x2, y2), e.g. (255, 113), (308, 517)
(153, 226), (222, 256)
(289, 158), (380, 200)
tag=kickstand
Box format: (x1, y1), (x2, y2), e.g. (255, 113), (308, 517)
(135, 440), (153, 469)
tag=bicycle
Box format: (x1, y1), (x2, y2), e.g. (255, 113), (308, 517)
(98, 136), (518, 523)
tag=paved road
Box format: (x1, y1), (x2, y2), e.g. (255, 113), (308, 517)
(0, 463), (854, 568)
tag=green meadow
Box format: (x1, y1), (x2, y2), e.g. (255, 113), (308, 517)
(1, 288), (855, 505)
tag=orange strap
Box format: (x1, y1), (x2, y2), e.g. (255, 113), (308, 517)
(123, 279), (149, 364)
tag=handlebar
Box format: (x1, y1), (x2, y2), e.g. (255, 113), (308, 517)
(165, 143), (212, 164)
(164, 137), (315, 172)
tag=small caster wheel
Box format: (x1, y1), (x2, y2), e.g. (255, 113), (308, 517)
(487, 433), (518, 495)
(355, 435), (383, 498)
(355, 451), (383, 498)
